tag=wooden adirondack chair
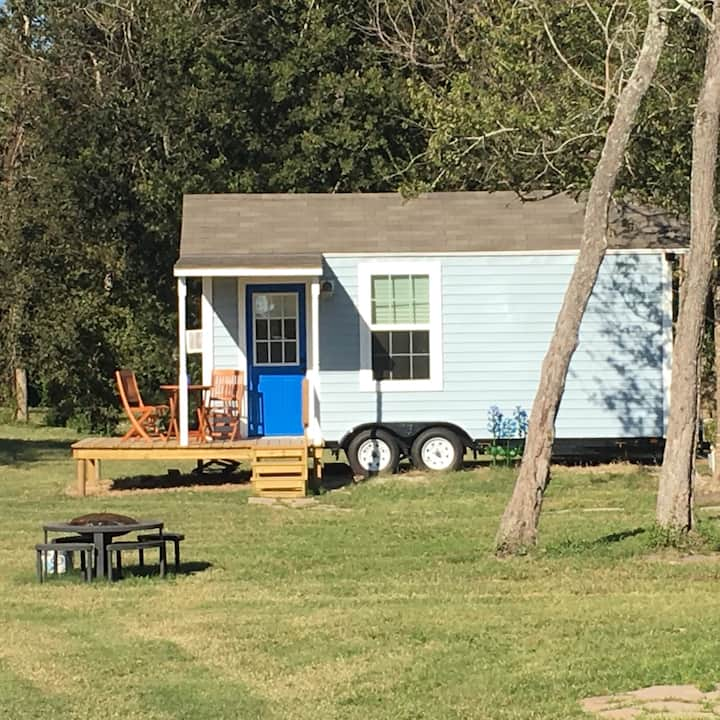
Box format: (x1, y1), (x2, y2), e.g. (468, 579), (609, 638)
(115, 369), (168, 440)
(198, 369), (245, 441)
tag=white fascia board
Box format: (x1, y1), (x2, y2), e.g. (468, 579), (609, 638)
(174, 266), (322, 278)
(324, 248), (687, 258)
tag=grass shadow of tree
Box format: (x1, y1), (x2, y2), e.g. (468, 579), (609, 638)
(544, 527), (647, 557)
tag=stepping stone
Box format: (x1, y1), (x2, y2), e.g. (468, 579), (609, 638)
(629, 685), (705, 702)
(598, 708), (642, 719)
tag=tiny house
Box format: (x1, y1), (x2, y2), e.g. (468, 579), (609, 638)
(174, 192), (687, 474)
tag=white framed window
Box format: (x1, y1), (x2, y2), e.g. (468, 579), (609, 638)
(358, 261), (442, 391)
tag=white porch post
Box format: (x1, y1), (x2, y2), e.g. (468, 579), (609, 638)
(201, 277), (214, 387)
(310, 279), (321, 443)
(178, 277), (189, 446)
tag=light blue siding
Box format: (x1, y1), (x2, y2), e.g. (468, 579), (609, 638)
(212, 278), (239, 369)
(318, 253), (668, 441)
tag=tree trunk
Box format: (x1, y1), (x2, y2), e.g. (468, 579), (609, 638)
(714, 279), (720, 485)
(656, 0), (720, 532)
(1, 14), (31, 420)
(14, 368), (27, 423)
(495, 0), (669, 555)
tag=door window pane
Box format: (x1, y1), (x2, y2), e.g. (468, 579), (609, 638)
(255, 319), (268, 340)
(269, 298), (283, 318)
(270, 342), (283, 363)
(253, 292), (300, 366)
(255, 295), (270, 318)
(256, 343), (269, 364)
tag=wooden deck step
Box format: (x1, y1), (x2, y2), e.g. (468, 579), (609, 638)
(251, 443), (309, 498)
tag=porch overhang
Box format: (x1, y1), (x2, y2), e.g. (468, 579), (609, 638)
(174, 253), (323, 278)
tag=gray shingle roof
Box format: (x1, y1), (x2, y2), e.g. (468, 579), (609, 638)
(175, 192), (688, 272)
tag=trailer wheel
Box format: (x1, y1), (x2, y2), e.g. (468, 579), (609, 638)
(411, 427), (465, 472)
(347, 428), (400, 477)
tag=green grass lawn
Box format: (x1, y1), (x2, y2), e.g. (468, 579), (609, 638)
(3, 422), (720, 719)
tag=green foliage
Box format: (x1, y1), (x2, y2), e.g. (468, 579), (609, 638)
(648, 522), (706, 551)
(0, 0), (421, 429)
(378, 0), (703, 210)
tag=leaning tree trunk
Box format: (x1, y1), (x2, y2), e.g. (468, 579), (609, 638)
(495, 0), (669, 555)
(656, 0), (720, 532)
(714, 277), (720, 486)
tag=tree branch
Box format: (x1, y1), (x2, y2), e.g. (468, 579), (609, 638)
(670, 0), (715, 30)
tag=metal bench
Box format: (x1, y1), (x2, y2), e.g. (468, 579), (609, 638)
(137, 532), (185, 573)
(36, 542), (95, 583)
(50, 535), (95, 575)
(105, 539), (166, 581)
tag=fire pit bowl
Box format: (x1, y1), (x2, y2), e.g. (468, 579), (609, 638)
(69, 512), (138, 526)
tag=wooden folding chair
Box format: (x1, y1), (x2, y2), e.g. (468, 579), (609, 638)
(115, 369), (168, 440)
(198, 369), (245, 442)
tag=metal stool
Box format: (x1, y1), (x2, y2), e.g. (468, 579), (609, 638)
(36, 542), (95, 583)
(51, 535), (94, 575)
(105, 540), (166, 581)
(137, 533), (184, 573)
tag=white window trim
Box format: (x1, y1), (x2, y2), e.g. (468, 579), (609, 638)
(358, 261), (443, 392)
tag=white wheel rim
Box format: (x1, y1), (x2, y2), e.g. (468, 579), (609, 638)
(356, 438), (392, 472)
(421, 437), (456, 471)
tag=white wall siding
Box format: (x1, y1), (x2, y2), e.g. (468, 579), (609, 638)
(212, 278), (240, 369)
(318, 253), (668, 441)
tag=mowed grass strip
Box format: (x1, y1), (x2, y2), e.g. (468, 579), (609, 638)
(2, 423), (720, 719)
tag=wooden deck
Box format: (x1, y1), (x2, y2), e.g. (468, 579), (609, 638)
(71, 436), (322, 497)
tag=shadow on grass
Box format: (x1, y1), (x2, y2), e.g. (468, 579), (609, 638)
(0, 437), (72, 465)
(320, 463), (355, 491)
(110, 463), (358, 493)
(110, 561), (213, 582)
(37, 562), (214, 584)
(597, 527), (646, 544)
(544, 527), (647, 557)
(111, 470), (251, 491)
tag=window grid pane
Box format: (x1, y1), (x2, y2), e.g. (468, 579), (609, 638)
(371, 274), (430, 325)
(372, 330), (430, 381)
(254, 292), (300, 366)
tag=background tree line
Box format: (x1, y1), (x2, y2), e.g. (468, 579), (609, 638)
(0, 0), (708, 461)
(0, 0), (421, 430)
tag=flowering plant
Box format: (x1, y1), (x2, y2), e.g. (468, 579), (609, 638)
(486, 405), (528, 465)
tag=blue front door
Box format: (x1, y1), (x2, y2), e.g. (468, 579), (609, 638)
(246, 284), (306, 436)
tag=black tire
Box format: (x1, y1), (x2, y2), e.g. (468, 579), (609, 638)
(410, 427), (465, 472)
(346, 428), (400, 477)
